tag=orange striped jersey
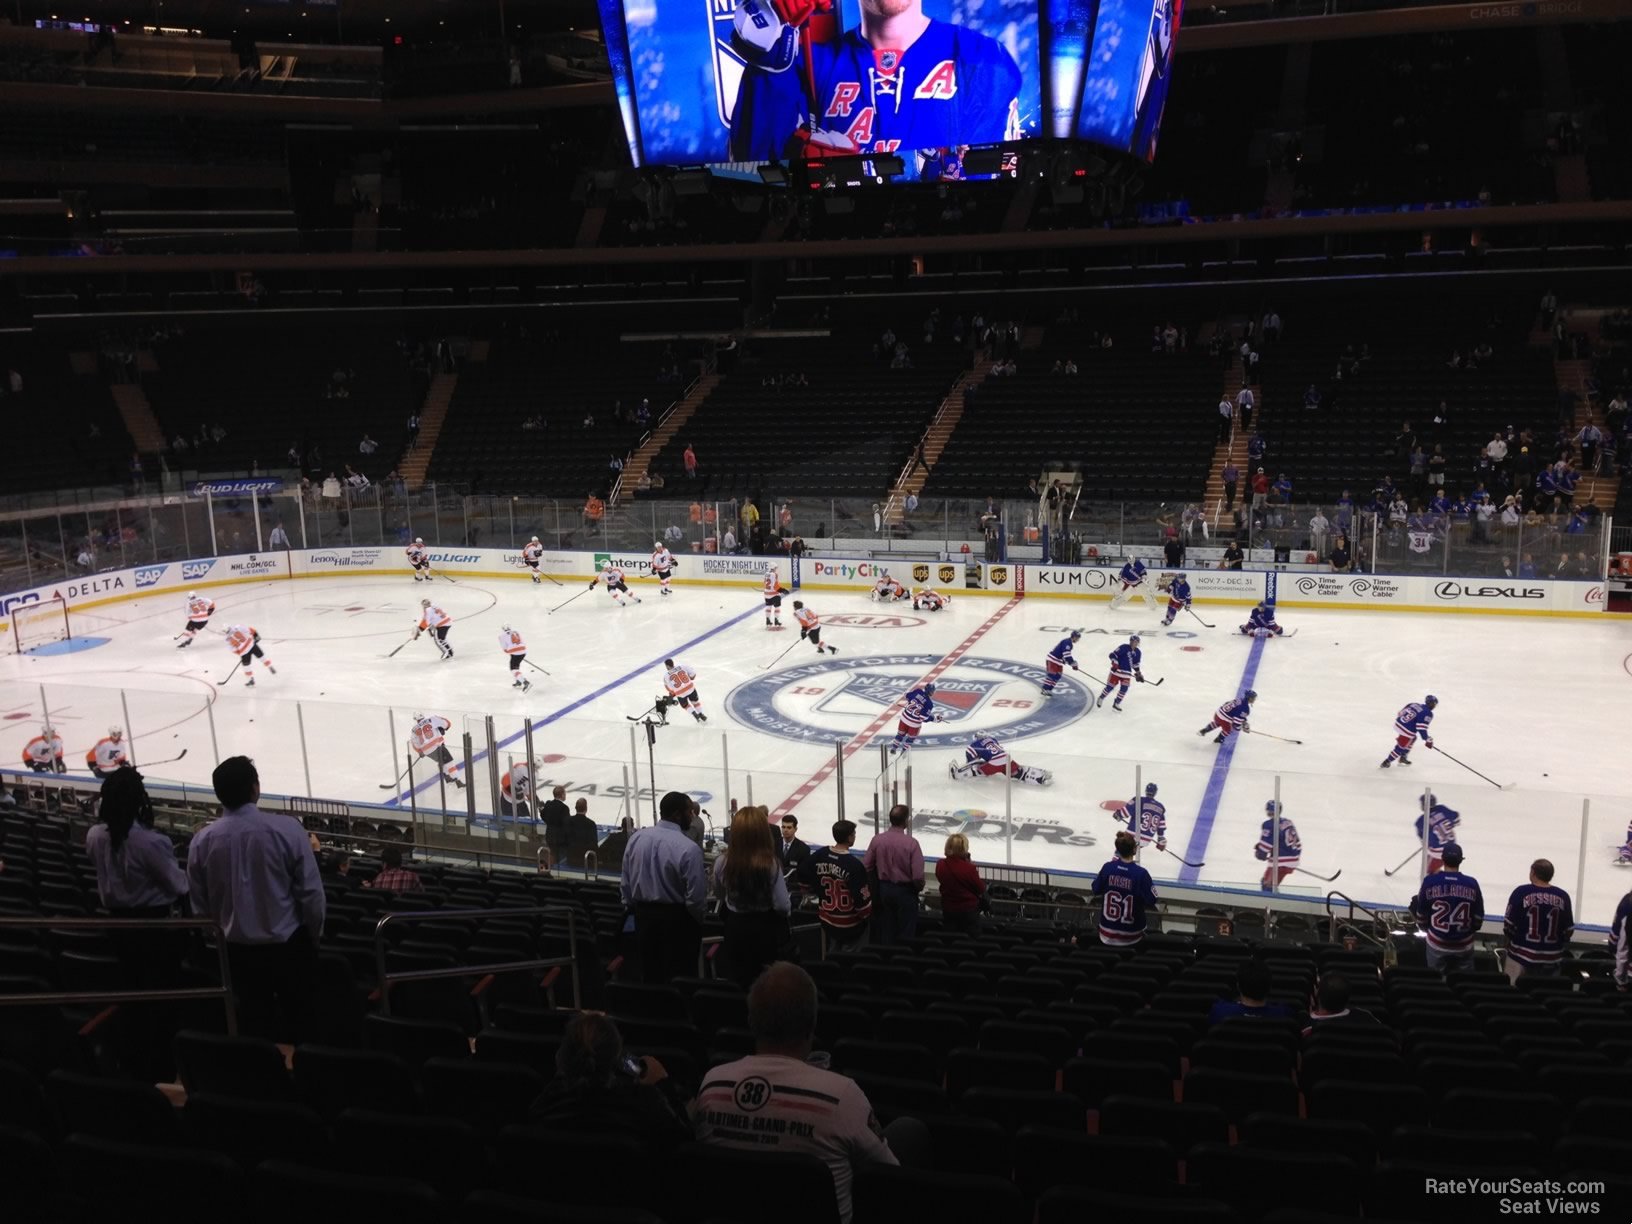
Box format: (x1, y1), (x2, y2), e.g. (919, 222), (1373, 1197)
(225, 625), (257, 654)
(763, 572), (782, 596)
(187, 595), (215, 620)
(418, 604), (451, 630)
(498, 628), (527, 655)
(663, 663), (698, 698)
(501, 762), (530, 798)
(600, 566), (626, 585)
(406, 543), (429, 563)
(23, 733), (63, 765)
(410, 715), (451, 754)
(88, 736), (126, 771)
(523, 542), (544, 563)
(795, 606), (819, 631)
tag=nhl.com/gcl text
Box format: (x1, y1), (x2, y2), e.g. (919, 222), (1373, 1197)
(1424, 1177), (1604, 1214)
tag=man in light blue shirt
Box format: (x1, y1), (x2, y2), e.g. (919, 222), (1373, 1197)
(188, 756), (325, 1040)
(620, 790), (707, 984)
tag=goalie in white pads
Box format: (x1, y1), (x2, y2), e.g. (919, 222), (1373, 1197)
(949, 733), (1053, 785)
(650, 543), (676, 596)
(1109, 558), (1157, 611)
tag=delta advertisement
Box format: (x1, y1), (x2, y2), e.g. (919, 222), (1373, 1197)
(597, 0), (1179, 176)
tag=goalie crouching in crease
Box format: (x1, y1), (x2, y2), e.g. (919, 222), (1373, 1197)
(727, 0), (1023, 180)
(949, 732), (1052, 786)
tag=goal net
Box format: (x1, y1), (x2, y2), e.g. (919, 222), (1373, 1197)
(9, 596), (70, 654)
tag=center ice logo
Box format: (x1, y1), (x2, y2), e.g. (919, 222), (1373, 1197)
(725, 653), (1090, 749)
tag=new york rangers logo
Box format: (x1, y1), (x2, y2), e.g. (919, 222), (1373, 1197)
(816, 673), (1000, 723)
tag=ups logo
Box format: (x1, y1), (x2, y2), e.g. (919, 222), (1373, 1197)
(990, 566), (1008, 586)
(912, 564), (930, 583)
(938, 565), (956, 583)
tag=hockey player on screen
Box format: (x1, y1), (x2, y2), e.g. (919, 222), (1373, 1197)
(728, 0), (1023, 178)
(1381, 694), (1437, 769)
(948, 732), (1052, 785)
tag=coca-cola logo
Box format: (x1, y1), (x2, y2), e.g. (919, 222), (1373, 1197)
(1586, 586), (1605, 604)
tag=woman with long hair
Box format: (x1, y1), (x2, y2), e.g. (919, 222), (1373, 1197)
(86, 767), (188, 919)
(935, 833), (986, 935)
(714, 805), (791, 986)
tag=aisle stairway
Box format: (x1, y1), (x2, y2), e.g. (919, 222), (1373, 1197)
(883, 359), (992, 527)
(1201, 372), (1258, 529)
(399, 372), (458, 489)
(615, 373), (720, 501)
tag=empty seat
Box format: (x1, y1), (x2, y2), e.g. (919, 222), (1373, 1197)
(420, 1058), (544, 1131)
(292, 1045), (421, 1120)
(173, 1031), (296, 1103)
(853, 1164), (1025, 1224)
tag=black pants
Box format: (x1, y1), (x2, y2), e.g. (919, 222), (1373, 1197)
(721, 908), (790, 987)
(872, 882), (920, 946)
(109, 904), (187, 1079)
(941, 909), (982, 936)
(1223, 480), (1237, 509)
(226, 928), (318, 1042)
(634, 902), (701, 985)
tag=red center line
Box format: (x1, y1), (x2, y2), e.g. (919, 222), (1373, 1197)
(771, 596), (1024, 819)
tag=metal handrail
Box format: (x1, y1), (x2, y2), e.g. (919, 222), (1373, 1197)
(372, 904), (582, 1014)
(1325, 890), (1409, 950)
(0, 914), (238, 1034)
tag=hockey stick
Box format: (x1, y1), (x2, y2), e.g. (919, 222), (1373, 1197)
(1293, 866), (1342, 882)
(137, 749), (189, 768)
(1160, 845), (1205, 869)
(761, 639), (803, 671)
(1431, 745), (1515, 790)
(1186, 607), (1216, 630)
(384, 635), (415, 659)
(549, 586), (594, 615)
(1382, 847), (1421, 877)
(435, 569), (459, 585)
(1280, 628), (1299, 638)
(1139, 676), (1165, 687)
(1251, 730), (1304, 745)
(215, 660), (243, 686)
(517, 561), (565, 588)
(524, 659), (552, 677)
(378, 759), (417, 790)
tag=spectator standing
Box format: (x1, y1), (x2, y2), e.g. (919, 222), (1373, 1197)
(934, 834), (986, 934)
(1217, 395), (1234, 443)
(1410, 842), (1484, 973)
(1091, 830), (1158, 947)
(1308, 508), (1330, 557)
(1251, 468), (1270, 510)
(364, 845), (423, 892)
(565, 798), (600, 868)
(1222, 461), (1240, 510)
(1221, 539), (1244, 570)
(683, 444), (698, 479)
(693, 963), (916, 1224)
(777, 814), (811, 890)
(1503, 858), (1574, 982)
(1236, 385), (1255, 431)
(539, 785), (571, 867)
(1163, 534), (1184, 568)
(529, 1014), (693, 1152)
(714, 806), (791, 986)
(406, 413), (420, 446)
(808, 820), (872, 950)
(268, 521), (290, 550)
(186, 757), (325, 1040)
(620, 790), (707, 984)
(862, 803), (924, 945)
(1206, 960), (1291, 1024)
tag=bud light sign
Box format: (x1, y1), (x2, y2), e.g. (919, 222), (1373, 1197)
(188, 478), (285, 497)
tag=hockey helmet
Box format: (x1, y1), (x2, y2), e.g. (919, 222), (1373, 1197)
(1265, 799), (1282, 815)
(792, 600), (804, 609)
(602, 559), (614, 570)
(530, 536), (540, 543)
(41, 724), (54, 736)
(923, 681), (936, 693)
(501, 623), (512, 633)
(1425, 793), (1437, 806)
(1129, 634), (1141, 643)
(1425, 694), (1439, 708)
(1144, 783), (1159, 796)
(187, 591), (197, 600)
(412, 711), (425, 722)
(421, 598), (431, 607)
(1174, 573), (1185, 582)
(414, 537), (423, 545)
(1245, 689), (1258, 701)
(654, 541), (663, 550)
(109, 726), (123, 737)
(1070, 628), (1083, 639)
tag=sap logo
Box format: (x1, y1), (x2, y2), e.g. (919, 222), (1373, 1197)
(0, 592), (41, 617)
(428, 553), (479, 564)
(1433, 581), (1544, 601)
(182, 561), (217, 581)
(134, 566), (167, 589)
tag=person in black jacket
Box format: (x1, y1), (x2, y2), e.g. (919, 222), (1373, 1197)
(538, 785), (571, 867)
(564, 798), (599, 869)
(529, 1013), (693, 1151)
(777, 814), (812, 892)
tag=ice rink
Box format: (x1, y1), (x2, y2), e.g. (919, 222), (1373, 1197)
(5, 570), (1631, 927)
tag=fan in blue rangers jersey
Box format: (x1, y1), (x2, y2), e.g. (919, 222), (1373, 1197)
(1096, 635), (1145, 711)
(1408, 841), (1485, 972)
(1198, 690), (1256, 744)
(1239, 602), (1285, 639)
(1255, 800), (1301, 892)
(1612, 886), (1632, 989)
(1041, 629), (1082, 697)
(1109, 558), (1155, 610)
(1114, 783), (1167, 853)
(1159, 573), (1193, 627)
(1502, 857), (1575, 979)
(1091, 831), (1159, 947)
(948, 732), (1052, 786)
(1413, 795), (1461, 876)
(888, 681), (942, 754)
(1381, 694), (1437, 769)
(729, 0), (1022, 182)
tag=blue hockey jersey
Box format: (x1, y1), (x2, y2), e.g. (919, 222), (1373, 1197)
(1254, 817), (1301, 866)
(728, 20), (1022, 180)
(1119, 559), (1148, 585)
(1246, 604), (1279, 629)
(1410, 869), (1485, 954)
(966, 734), (1009, 766)
(1046, 637), (1078, 667)
(1395, 702), (1435, 738)
(1166, 577), (1192, 606)
(1503, 882), (1574, 967)
(1108, 643), (1143, 674)
(899, 685), (937, 730)
(1117, 795), (1167, 846)
(1091, 856), (1158, 946)
(1413, 803), (1461, 852)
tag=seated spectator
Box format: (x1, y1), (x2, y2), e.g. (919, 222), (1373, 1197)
(1301, 972), (1382, 1037)
(1206, 960), (1292, 1024)
(693, 963), (922, 1223)
(364, 845), (422, 892)
(934, 834), (986, 934)
(1329, 534), (1352, 572)
(529, 1013), (693, 1151)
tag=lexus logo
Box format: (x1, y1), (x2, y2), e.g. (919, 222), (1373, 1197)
(1434, 581), (1544, 600)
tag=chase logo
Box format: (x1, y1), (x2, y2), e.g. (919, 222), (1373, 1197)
(181, 561), (216, 581)
(725, 653), (1089, 749)
(134, 565), (167, 589)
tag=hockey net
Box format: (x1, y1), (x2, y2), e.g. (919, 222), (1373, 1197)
(8, 595), (70, 654)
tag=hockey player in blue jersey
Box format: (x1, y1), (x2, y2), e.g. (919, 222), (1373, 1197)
(729, 0), (1022, 180)
(889, 681), (942, 754)
(1041, 629), (1081, 697)
(948, 732), (1052, 785)
(1097, 635), (1145, 711)
(1255, 800), (1301, 892)
(1413, 794), (1461, 876)
(1159, 573), (1193, 627)
(1109, 557), (1155, 610)
(1239, 602), (1285, 638)
(1198, 689), (1256, 744)
(1382, 694), (1437, 768)
(1092, 831), (1159, 947)
(1114, 782), (1167, 854)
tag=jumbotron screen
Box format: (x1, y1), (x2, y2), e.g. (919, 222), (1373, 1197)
(598, 0), (1178, 175)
